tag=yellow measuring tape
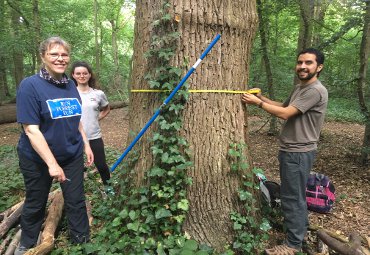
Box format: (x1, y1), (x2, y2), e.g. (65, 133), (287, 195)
(131, 88), (261, 94)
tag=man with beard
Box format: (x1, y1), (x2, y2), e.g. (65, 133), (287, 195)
(242, 48), (327, 255)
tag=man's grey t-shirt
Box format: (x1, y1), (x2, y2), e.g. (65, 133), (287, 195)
(79, 88), (109, 140)
(279, 80), (328, 152)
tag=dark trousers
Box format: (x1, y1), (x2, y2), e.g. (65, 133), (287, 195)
(18, 151), (90, 248)
(278, 150), (316, 250)
(89, 138), (111, 185)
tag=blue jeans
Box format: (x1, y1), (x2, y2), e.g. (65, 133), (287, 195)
(278, 150), (316, 249)
(18, 150), (90, 248)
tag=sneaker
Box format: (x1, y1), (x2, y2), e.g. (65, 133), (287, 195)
(104, 186), (115, 196)
(14, 245), (29, 255)
(264, 244), (299, 255)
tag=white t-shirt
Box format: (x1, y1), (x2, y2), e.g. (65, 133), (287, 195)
(78, 88), (109, 140)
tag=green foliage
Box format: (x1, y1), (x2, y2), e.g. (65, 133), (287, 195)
(327, 97), (365, 123)
(0, 145), (24, 211)
(227, 143), (271, 254)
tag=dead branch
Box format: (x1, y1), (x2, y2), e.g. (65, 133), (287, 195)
(86, 200), (93, 226)
(0, 230), (13, 254)
(25, 190), (64, 255)
(0, 200), (23, 222)
(4, 227), (21, 255)
(309, 224), (349, 243)
(0, 203), (23, 239)
(317, 230), (370, 255)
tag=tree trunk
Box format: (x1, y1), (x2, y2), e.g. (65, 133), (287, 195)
(257, 0), (278, 135)
(32, 0), (41, 72)
(129, 0), (258, 250)
(295, 0), (314, 84)
(0, 0), (9, 100)
(10, 1), (24, 88)
(357, 0), (370, 165)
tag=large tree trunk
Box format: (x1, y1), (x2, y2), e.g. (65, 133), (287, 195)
(129, 0), (258, 250)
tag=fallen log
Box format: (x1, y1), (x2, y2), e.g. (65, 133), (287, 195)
(0, 230), (13, 254)
(309, 224), (349, 243)
(0, 200), (23, 222)
(0, 203), (23, 239)
(317, 230), (370, 255)
(0, 104), (16, 124)
(4, 227), (21, 255)
(25, 190), (64, 255)
(0, 101), (128, 124)
(86, 200), (93, 226)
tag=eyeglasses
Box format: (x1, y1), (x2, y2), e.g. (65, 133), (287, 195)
(46, 53), (70, 60)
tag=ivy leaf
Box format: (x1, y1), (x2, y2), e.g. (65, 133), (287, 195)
(238, 190), (252, 201)
(177, 199), (189, 211)
(149, 167), (165, 177)
(111, 217), (121, 227)
(127, 221), (139, 231)
(129, 210), (137, 220)
(155, 208), (172, 219)
(183, 239), (198, 250)
(233, 222), (243, 230)
(161, 152), (169, 163)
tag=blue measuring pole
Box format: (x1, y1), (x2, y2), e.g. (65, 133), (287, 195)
(111, 34), (221, 172)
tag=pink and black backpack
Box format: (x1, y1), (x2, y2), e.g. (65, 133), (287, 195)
(306, 173), (336, 213)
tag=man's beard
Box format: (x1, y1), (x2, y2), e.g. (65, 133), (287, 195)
(296, 69), (318, 81)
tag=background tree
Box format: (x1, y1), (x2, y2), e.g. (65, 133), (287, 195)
(257, 0), (278, 135)
(357, 0), (370, 164)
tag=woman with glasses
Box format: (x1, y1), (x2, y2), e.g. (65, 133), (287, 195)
(70, 61), (112, 194)
(15, 37), (93, 255)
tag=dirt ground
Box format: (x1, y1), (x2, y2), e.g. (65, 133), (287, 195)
(1, 107), (369, 247)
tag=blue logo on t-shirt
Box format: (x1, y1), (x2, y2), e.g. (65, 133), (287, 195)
(46, 98), (82, 119)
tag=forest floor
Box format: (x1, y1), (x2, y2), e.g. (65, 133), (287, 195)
(1, 107), (369, 251)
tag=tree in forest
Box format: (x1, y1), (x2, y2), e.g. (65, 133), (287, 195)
(357, 0), (370, 165)
(256, 0), (278, 135)
(112, 0), (265, 252)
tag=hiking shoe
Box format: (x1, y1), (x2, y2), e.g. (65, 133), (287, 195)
(264, 244), (299, 255)
(104, 186), (115, 196)
(14, 245), (29, 255)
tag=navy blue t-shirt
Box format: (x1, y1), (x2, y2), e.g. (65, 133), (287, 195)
(16, 74), (83, 164)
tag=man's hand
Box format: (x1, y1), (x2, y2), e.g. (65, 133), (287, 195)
(242, 93), (262, 106)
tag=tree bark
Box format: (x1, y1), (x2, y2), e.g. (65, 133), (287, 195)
(4, 227), (21, 255)
(0, 200), (23, 223)
(10, 0), (24, 88)
(256, 0), (278, 135)
(357, 0), (370, 165)
(130, 0), (258, 250)
(0, 203), (23, 239)
(295, 0), (314, 84)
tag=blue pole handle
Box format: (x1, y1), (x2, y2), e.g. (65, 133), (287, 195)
(111, 34), (221, 172)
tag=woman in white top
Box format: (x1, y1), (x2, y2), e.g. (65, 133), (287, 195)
(71, 61), (111, 187)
